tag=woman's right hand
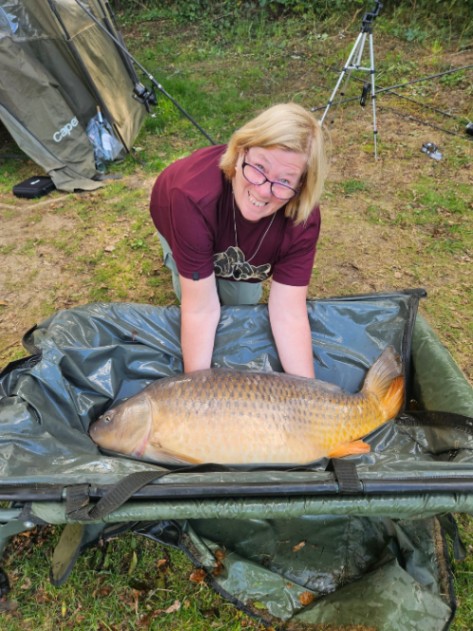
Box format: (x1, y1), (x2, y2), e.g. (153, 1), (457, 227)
(180, 273), (221, 373)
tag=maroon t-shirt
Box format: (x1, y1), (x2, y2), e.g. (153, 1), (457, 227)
(149, 144), (321, 286)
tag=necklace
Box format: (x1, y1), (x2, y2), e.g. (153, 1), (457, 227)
(232, 195), (276, 264)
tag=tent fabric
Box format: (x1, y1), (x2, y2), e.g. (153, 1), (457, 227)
(1, 289), (472, 629)
(0, 0), (146, 191)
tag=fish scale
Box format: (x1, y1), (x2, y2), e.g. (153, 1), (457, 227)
(89, 347), (404, 465)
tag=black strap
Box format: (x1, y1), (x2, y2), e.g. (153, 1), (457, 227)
(330, 459), (364, 494)
(439, 514), (467, 562)
(399, 410), (473, 432)
(64, 471), (167, 521)
(88, 463), (235, 519)
(65, 483), (91, 519)
(65, 463), (236, 521)
(88, 470), (168, 520)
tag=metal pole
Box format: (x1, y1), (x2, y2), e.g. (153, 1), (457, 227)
(320, 32), (365, 125)
(368, 33), (378, 159)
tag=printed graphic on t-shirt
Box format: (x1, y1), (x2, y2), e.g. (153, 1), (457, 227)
(213, 246), (272, 281)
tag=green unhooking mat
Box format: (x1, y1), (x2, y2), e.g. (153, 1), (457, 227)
(1, 289), (472, 630)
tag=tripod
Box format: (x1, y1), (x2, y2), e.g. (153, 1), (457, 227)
(320, 1), (383, 159)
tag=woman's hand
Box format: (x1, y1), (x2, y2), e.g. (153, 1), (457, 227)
(268, 280), (315, 378)
(180, 273), (221, 373)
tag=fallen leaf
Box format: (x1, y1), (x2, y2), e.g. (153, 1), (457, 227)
(189, 568), (207, 584)
(164, 599), (181, 614)
(214, 548), (226, 562)
(93, 585), (112, 598)
(20, 577), (32, 590)
(292, 540), (306, 552)
(212, 562), (224, 577)
(212, 548), (226, 576)
(156, 558), (168, 570)
(298, 591), (315, 606)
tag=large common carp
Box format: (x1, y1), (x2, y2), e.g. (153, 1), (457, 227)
(89, 346), (404, 465)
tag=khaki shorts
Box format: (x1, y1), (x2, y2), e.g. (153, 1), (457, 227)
(158, 233), (262, 306)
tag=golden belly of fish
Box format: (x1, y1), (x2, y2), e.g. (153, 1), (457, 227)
(89, 347), (404, 465)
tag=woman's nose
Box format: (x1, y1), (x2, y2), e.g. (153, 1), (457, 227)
(259, 180), (274, 198)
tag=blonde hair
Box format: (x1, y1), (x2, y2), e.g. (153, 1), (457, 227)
(219, 103), (327, 224)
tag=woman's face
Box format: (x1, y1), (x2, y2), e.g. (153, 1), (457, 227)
(232, 146), (306, 222)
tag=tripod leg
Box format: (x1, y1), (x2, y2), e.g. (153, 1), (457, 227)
(369, 33), (378, 159)
(321, 32), (364, 125)
(354, 33), (367, 68)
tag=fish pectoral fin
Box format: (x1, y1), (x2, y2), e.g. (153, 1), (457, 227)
(328, 439), (371, 459)
(142, 443), (202, 466)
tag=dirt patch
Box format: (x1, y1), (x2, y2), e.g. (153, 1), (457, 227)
(0, 198), (78, 348)
(315, 105), (472, 377)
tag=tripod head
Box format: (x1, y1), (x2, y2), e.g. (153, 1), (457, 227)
(361, 1), (383, 33)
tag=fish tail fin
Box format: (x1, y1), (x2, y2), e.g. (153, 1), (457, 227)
(380, 375), (405, 421)
(362, 346), (404, 420)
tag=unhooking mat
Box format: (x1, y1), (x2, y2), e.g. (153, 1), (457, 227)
(1, 288), (473, 630)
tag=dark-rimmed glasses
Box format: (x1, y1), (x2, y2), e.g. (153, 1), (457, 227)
(241, 154), (299, 201)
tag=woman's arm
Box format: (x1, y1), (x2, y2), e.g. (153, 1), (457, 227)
(268, 280), (315, 378)
(180, 273), (221, 373)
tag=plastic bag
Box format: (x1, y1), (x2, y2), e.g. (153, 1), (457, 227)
(86, 106), (124, 172)
(0, 8), (18, 34)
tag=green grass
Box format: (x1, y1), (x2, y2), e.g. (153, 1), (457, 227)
(364, 176), (471, 244)
(391, 179), (472, 255)
(339, 179), (370, 196)
(2, 527), (257, 631)
(453, 515), (473, 627)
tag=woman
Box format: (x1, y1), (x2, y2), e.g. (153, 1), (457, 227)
(149, 102), (327, 377)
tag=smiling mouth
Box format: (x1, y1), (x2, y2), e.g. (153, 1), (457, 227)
(248, 191), (267, 208)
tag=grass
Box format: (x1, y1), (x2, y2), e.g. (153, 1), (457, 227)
(2, 527), (256, 630)
(0, 2), (472, 630)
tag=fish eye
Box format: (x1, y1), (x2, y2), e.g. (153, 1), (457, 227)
(103, 415), (112, 424)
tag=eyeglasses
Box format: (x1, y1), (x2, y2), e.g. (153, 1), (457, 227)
(241, 154), (299, 201)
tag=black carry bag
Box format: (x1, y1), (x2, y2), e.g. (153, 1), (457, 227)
(12, 175), (56, 199)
